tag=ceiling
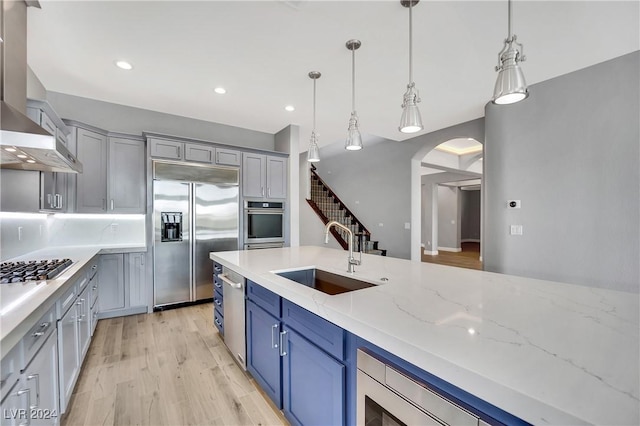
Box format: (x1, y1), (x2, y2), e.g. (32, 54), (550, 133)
(27, 1), (639, 152)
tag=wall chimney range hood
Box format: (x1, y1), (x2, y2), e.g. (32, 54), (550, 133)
(0, 0), (82, 173)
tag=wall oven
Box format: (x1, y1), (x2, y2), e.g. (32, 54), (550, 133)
(244, 201), (285, 247)
(357, 349), (488, 426)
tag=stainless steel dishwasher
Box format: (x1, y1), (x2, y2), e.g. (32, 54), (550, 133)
(218, 267), (246, 370)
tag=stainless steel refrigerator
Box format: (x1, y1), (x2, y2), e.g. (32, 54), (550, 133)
(153, 162), (239, 308)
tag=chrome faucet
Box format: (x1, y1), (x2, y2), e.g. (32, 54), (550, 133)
(324, 220), (362, 273)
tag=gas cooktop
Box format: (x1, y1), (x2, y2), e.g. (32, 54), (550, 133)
(0, 259), (73, 284)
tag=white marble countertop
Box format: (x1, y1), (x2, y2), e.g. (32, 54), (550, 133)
(210, 246), (639, 426)
(0, 244), (146, 358)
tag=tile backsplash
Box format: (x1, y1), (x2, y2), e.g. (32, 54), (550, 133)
(0, 213), (146, 260)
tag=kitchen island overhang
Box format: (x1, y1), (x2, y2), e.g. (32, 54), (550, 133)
(210, 245), (639, 426)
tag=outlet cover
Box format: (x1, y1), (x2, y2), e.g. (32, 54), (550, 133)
(404, 222), (410, 229)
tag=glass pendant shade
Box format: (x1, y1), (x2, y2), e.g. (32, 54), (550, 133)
(399, 83), (423, 133)
(307, 132), (320, 163)
(345, 112), (363, 150)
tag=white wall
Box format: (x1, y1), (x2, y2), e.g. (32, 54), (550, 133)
(0, 213), (146, 260)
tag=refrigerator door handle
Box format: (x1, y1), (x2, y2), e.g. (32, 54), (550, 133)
(219, 273), (243, 289)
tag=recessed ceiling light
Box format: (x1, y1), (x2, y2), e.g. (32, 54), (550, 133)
(17, 154), (27, 159)
(115, 60), (133, 70)
(26, 159), (36, 164)
(285, 105), (295, 112)
(214, 87), (226, 95)
(4, 147), (16, 152)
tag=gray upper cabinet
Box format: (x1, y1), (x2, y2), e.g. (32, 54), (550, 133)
(149, 138), (184, 160)
(242, 153), (287, 199)
(76, 128), (108, 213)
(74, 127), (145, 214)
(242, 153), (266, 198)
(266, 156), (287, 199)
(108, 137), (146, 213)
(185, 143), (214, 163)
(216, 148), (241, 166)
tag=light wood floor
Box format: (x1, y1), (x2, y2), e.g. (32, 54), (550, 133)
(62, 303), (287, 426)
(421, 242), (482, 270)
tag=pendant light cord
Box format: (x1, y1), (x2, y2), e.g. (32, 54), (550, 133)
(507, 0), (512, 40)
(352, 48), (356, 112)
(313, 78), (317, 132)
(409, 1), (413, 84)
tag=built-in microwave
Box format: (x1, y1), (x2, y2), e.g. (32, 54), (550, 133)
(244, 201), (285, 245)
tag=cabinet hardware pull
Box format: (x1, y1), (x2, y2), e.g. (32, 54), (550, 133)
(261, 187), (264, 197)
(55, 194), (62, 209)
(110, 199), (114, 210)
(279, 330), (288, 356)
(214, 317), (222, 327)
(268, 188), (271, 197)
(271, 324), (279, 349)
(47, 194), (53, 208)
(218, 273), (242, 289)
(26, 374), (40, 408)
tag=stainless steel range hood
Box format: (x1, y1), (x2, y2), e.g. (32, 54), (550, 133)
(0, 0), (82, 173)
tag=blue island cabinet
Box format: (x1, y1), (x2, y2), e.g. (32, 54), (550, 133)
(246, 299), (282, 407)
(282, 326), (345, 426)
(245, 280), (352, 426)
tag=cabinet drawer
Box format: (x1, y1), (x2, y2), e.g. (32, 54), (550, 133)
(91, 300), (99, 336)
(185, 143), (214, 163)
(214, 310), (224, 336)
(247, 280), (281, 318)
(56, 280), (78, 319)
(76, 272), (89, 293)
(282, 299), (345, 360)
(0, 343), (22, 400)
(87, 259), (99, 281)
(23, 305), (56, 365)
(213, 291), (224, 315)
(214, 275), (223, 293)
(215, 148), (241, 166)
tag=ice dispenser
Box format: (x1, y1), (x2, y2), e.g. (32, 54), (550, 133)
(161, 212), (183, 242)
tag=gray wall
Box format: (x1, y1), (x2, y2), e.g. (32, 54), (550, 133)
(421, 171), (478, 252)
(461, 189), (481, 241)
(47, 91), (275, 151)
(484, 52), (639, 292)
(437, 185), (459, 250)
(299, 117), (483, 259)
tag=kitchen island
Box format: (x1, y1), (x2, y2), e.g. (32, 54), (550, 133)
(210, 246), (639, 425)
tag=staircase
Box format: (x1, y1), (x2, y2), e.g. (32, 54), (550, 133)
(307, 166), (387, 256)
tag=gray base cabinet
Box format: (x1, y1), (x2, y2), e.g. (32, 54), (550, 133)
(23, 330), (59, 425)
(98, 252), (148, 318)
(57, 299), (80, 414)
(98, 254), (125, 312)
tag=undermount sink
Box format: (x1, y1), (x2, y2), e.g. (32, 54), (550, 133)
(274, 268), (376, 295)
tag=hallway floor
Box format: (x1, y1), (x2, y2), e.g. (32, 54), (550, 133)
(421, 242), (482, 270)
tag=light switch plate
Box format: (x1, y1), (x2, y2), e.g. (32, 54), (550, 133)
(510, 225), (523, 235)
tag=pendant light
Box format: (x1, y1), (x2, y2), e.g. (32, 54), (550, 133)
(307, 71), (321, 163)
(345, 39), (363, 151)
(399, 0), (423, 134)
(492, 0), (528, 104)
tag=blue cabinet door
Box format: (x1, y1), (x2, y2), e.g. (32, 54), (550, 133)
(246, 300), (282, 408)
(282, 326), (346, 426)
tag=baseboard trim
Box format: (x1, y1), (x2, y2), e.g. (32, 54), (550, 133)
(438, 246), (462, 253)
(97, 305), (147, 320)
(423, 249), (438, 255)
(461, 239), (481, 243)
